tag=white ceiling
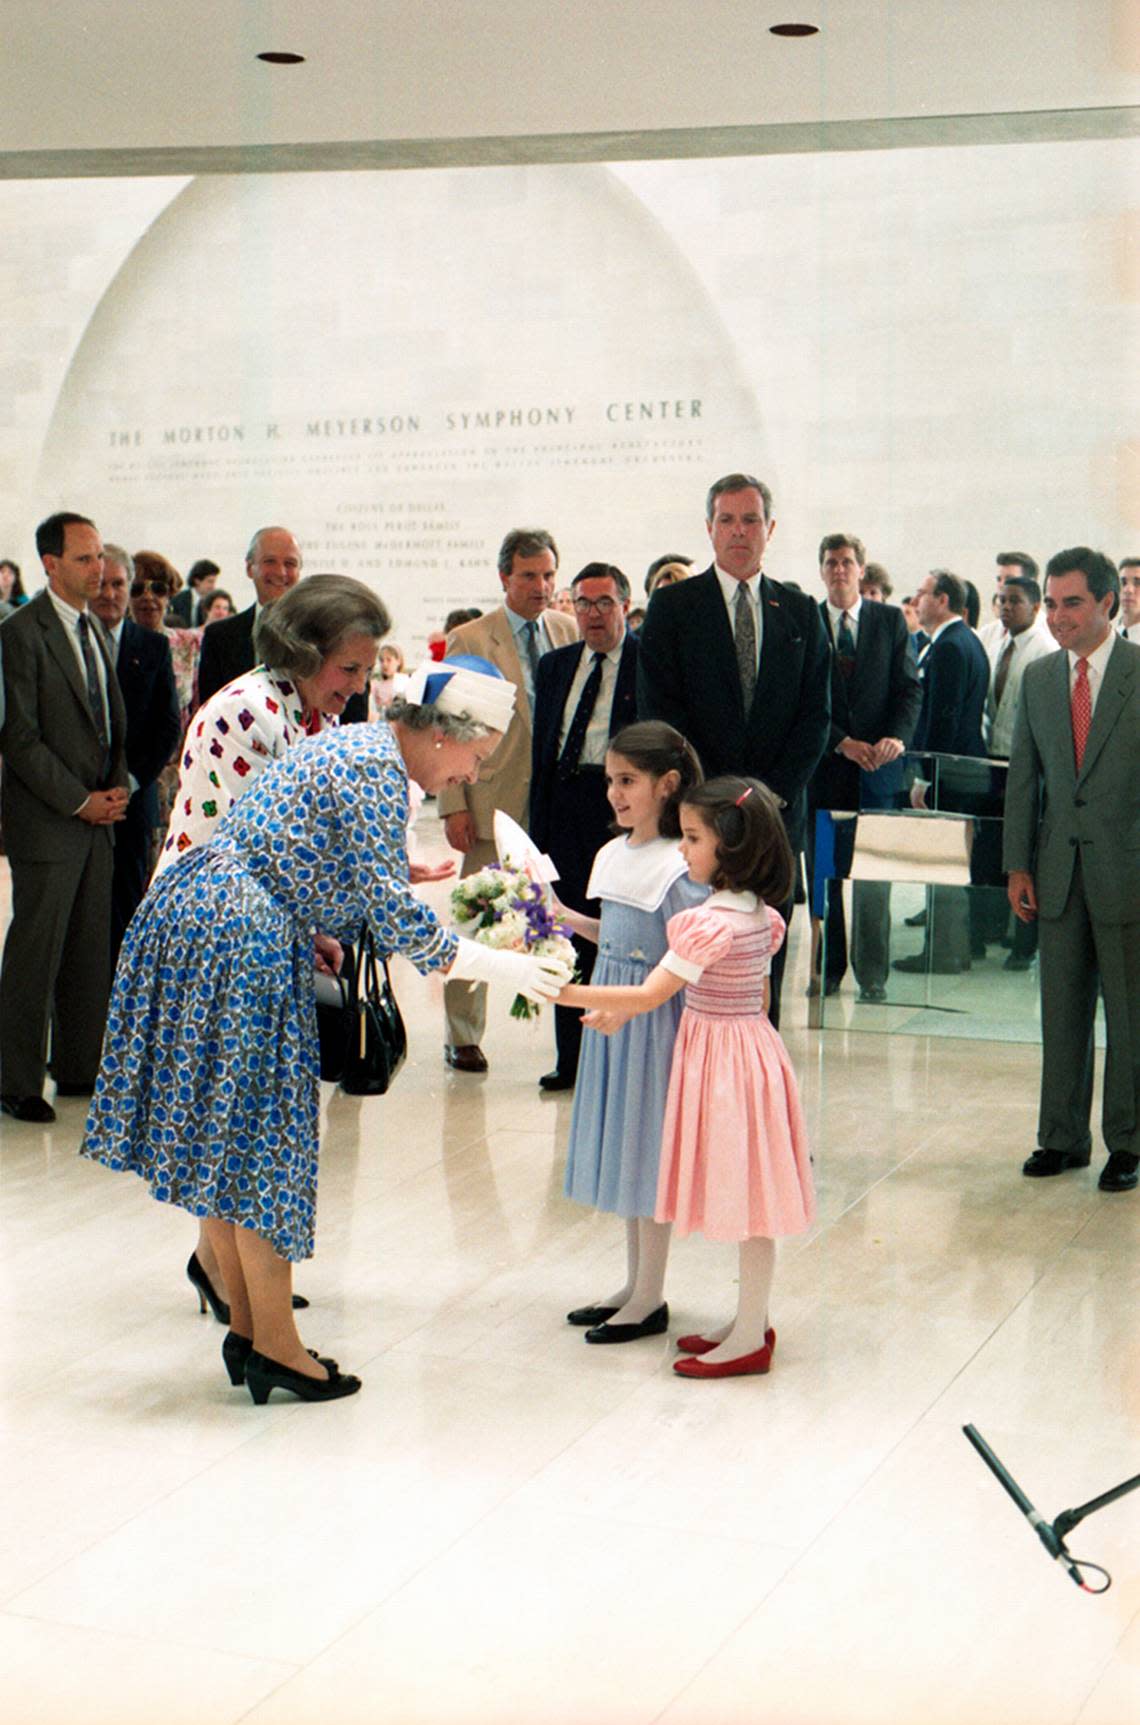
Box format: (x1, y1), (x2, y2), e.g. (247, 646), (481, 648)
(1, 0), (1137, 171)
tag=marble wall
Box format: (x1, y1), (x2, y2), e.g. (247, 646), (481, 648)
(2, 139), (1135, 649)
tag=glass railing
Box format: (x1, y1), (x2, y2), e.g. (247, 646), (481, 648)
(807, 751), (1101, 1045)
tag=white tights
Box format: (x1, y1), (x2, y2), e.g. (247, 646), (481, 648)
(698, 1236), (776, 1363)
(600, 1217), (673, 1323)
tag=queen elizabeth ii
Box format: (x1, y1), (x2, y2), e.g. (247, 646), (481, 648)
(82, 655), (569, 1404)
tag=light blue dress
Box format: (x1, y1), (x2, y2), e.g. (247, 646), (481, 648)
(81, 725), (456, 1262)
(564, 839), (705, 1219)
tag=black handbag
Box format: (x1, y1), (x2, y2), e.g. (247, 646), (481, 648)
(316, 925), (407, 1094)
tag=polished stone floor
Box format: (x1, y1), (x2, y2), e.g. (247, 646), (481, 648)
(1, 824), (1137, 1725)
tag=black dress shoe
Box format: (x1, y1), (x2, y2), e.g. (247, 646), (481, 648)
(444, 1044), (488, 1073)
(53, 1081), (95, 1097)
(1098, 1152), (1139, 1193)
(566, 1304), (619, 1326)
(858, 984), (887, 1004)
(1002, 954), (1034, 972)
(904, 908), (928, 928)
(0, 1095), (57, 1123)
(223, 1331), (338, 1386)
(539, 1070), (575, 1092)
(244, 1348), (362, 1404)
(1022, 1148), (1091, 1178)
(585, 1303), (669, 1344)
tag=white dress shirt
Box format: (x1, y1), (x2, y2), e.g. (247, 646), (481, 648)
(987, 626), (1057, 758)
(715, 567), (763, 670)
(826, 595), (862, 647)
(47, 588), (110, 726)
(556, 639), (624, 766)
(1067, 629), (1117, 721)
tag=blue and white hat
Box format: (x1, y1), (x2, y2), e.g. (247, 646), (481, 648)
(403, 653), (516, 733)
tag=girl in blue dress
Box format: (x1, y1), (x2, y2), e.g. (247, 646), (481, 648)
(82, 660), (569, 1404)
(556, 722), (705, 1343)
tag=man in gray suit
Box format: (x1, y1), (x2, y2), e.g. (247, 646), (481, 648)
(0, 513), (128, 1122)
(1005, 548), (1139, 1192)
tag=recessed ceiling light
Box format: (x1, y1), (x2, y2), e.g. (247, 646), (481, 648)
(769, 23), (819, 37)
(257, 51), (305, 64)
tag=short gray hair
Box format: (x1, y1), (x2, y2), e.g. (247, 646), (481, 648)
(253, 574), (391, 680)
(246, 524), (297, 564)
(385, 693), (496, 742)
(498, 527), (558, 577)
(102, 543), (134, 579)
(706, 473), (774, 524)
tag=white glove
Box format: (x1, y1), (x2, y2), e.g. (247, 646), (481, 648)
(449, 937), (573, 1003)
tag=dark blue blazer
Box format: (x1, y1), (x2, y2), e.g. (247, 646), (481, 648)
(114, 618), (181, 826)
(529, 632), (639, 855)
(911, 619), (989, 758)
(637, 568), (830, 849)
(810, 600), (922, 811)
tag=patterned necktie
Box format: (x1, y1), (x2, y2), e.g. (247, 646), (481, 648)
(77, 612), (110, 773)
(522, 620), (541, 696)
(734, 584), (756, 707)
(559, 652), (605, 775)
(836, 610), (856, 677)
(1071, 657), (1091, 771)
(993, 637), (1015, 709)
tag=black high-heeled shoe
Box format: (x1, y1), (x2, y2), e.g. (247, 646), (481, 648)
(187, 1253), (310, 1324)
(222, 1331), (339, 1387)
(244, 1348), (361, 1405)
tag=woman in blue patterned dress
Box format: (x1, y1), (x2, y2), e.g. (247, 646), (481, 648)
(82, 659), (570, 1404)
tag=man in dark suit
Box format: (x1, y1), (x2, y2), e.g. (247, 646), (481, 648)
(194, 526), (302, 708)
(90, 546), (181, 964)
(168, 559), (220, 628)
(530, 562), (638, 1091)
(806, 534), (922, 1003)
(1006, 549), (1139, 1193)
(637, 472), (830, 1025)
(0, 513), (128, 1121)
(892, 568), (989, 975)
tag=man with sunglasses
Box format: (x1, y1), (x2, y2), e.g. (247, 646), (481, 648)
(529, 562), (638, 1090)
(0, 513), (129, 1121)
(90, 546), (181, 964)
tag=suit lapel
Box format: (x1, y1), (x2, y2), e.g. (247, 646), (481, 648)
(36, 593), (100, 737)
(753, 576), (800, 723)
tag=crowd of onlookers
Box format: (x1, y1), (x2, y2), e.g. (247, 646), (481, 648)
(0, 490), (1136, 1208)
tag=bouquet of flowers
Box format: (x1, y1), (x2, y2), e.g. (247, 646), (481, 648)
(451, 864), (577, 1020)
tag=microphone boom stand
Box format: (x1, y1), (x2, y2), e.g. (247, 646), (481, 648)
(963, 1424), (1140, 1593)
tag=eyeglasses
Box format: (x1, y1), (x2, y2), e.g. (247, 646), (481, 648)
(130, 581), (169, 597)
(573, 596), (619, 615)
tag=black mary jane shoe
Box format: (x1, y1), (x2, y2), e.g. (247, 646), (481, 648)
(244, 1348), (362, 1405)
(188, 1252), (310, 1325)
(222, 1332), (339, 1387)
(566, 1304), (620, 1327)
(584, 1303), (669, 1344)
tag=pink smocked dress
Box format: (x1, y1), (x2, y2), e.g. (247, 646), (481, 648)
(655, 894), (815, 1242)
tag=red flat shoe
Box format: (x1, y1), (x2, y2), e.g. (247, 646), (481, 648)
(676, 1327), (775, 1357)
(674, 1342), (772, 1379)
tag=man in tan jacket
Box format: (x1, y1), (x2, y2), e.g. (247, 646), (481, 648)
(438, 528), (578, 1071)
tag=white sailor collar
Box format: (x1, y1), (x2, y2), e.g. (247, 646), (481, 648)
(587, 835), (689, 911)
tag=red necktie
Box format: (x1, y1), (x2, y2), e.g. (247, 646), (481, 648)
(1071, 657), (1091, 771)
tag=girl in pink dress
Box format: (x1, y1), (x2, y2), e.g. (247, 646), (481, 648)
(558, 776), (814, 1379)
